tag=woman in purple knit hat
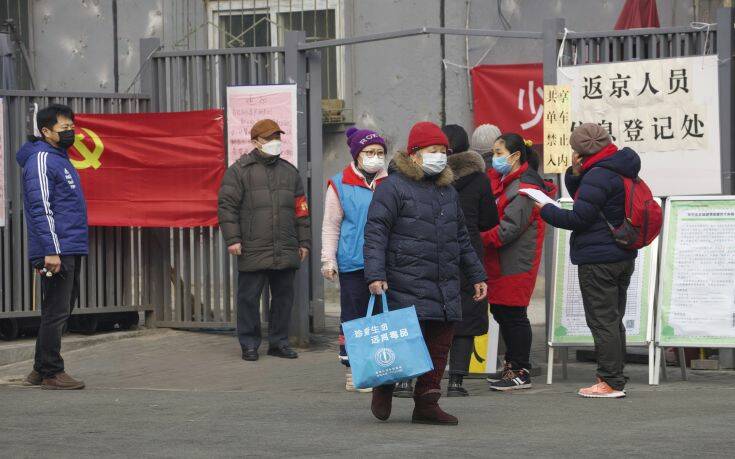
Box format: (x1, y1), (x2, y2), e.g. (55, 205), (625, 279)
(321, 126), (388, 392)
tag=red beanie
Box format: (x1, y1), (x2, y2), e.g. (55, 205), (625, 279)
(407, 121), (449, 154)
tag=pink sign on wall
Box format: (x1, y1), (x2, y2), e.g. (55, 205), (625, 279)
(226, 85), (298, 167)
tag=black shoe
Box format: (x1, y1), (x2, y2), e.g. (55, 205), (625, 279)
(242, 347), (259, 361)
(447, 375), (469, 397)
(393, 379), (414, 398)
(489, 368), (532, 391)
(486, 361), (512, 383)
(267, 345), (298, 359)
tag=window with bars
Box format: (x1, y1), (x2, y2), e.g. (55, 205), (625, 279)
(210, 1), (341, 103)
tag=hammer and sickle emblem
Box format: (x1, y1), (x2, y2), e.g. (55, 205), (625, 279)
(71, 128), (104, 170)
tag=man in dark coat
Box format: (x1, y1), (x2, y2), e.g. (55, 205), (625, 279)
(442, 125), (499, 397)
(218, 119), (311, 362)
(363, 121), (487, 426)
(539, 123), (639, 399)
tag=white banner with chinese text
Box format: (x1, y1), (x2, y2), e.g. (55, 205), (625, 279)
(558, 56), (721, 196)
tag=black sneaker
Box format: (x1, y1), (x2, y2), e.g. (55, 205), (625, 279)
(489, 368), (532, 391)
(393, 379), (414, 398)
(242, 347), (259, 361)
(267, 345), (298, 359)
(486, 361), (512, 383)
(447, 375), (469, 397)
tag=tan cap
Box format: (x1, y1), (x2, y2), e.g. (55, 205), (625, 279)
(570, 123), (612, 156)
(250, 119), (285, 140)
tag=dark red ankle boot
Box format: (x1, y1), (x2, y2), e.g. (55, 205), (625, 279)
(412, 390), (458, 425)
(371, 384), (395, 421)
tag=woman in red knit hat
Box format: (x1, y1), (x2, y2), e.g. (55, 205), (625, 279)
(363, 121), (488, 425)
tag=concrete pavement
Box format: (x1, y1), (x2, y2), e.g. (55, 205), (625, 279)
(1, 327), (734, 458)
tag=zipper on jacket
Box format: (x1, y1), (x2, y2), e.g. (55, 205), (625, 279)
(436, 187), (447, 314)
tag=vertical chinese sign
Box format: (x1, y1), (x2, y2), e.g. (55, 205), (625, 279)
(0, 98), (5, 227)
(226, 85), (298, 167)
(558, 56), (721, 195)
(543, 85), (572, 174)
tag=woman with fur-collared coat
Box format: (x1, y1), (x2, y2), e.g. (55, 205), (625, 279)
(363, 121), (487, 426)
(443, 125), (499, 397)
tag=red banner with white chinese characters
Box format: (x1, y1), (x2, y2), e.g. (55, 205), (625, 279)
(471, 63), (543, 144)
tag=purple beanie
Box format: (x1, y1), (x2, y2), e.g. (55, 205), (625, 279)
(345, 127), (386, 159)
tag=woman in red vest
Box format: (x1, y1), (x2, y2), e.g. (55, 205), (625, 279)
(482, 133), (556, 391)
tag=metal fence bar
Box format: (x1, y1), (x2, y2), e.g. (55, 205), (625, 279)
(718, 7), (735, 195)
(0, 92), (151, 320)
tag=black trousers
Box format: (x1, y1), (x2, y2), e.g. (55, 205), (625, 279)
(338, 269), (371, 367)
(33, 255), (82, 379)
(448, 335), (474, 376)
(237, 269), (296, 350)
(578, 260), (635, 391)
(490, 304), (532, 371)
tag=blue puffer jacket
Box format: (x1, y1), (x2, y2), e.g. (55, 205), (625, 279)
(363, 151), (487, 322)
(16, 141), (88, 261)
(540, 145), (640, 265)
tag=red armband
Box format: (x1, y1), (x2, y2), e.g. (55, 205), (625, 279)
(295, 195), (309, 218)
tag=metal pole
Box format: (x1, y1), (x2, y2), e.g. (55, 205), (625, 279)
(306, 49), (325, 333)
(138, 38), (161, 106)
(717, 6), (735, 368)
(717, 7), (734, 195)
(542, 18), (565, 359)
(285, 30), (310, 346)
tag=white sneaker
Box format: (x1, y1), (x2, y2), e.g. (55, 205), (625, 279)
(345, 369), (371, 393)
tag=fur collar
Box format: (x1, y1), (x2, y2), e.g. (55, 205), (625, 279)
(447, 150), (486, 180)
(393, 150), (454, 187)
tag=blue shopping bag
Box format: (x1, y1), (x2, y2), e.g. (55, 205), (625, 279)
(342, 293), (433, 389)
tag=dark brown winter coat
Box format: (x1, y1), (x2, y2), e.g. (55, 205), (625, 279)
(218, 149), (311, 272)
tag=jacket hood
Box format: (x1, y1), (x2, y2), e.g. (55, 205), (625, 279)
(17, 141), (66, 167)
(593, 147), (641, 179)
(447, 150), (485, 181)
(392, 150), (454, 187)
(520, 166), (558, 198)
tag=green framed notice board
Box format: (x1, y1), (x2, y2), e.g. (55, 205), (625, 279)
(656, 196), (735, 347)
(549, 199), (659, 346)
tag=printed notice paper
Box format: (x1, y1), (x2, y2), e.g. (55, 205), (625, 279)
(657, 198), (735, 346)
(519, 188), (560, 208)
(226, 85), (298, 167)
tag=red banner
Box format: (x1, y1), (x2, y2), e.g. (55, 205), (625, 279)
(471, 63), (543, 144)
(71, 110), (225, 227)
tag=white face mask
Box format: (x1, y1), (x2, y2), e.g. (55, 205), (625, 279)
(420, 152), (447, 175)
(260, 139), (282, 156)
(361, 155), (385, 174)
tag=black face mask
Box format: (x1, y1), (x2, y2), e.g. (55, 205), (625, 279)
(56, 130), (75, 149)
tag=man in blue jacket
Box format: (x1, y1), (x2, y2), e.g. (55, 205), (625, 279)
(538, 123), (639, 399)
(18, 104), (88, 390)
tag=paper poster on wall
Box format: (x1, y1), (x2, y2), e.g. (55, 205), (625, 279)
(657, 197), (735, 347)
(226, 85), (298, 167)
(542, 85), (572, 174)
(550, 199), (658, 345)
(0, 98), (5, 227)
(557, 56), (721, 196)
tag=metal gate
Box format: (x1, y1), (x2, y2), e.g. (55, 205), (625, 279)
(0, 91), (153, 324)
(137, 33), (325, 344)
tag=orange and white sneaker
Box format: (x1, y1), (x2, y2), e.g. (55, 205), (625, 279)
(578, 378), (626, 398)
